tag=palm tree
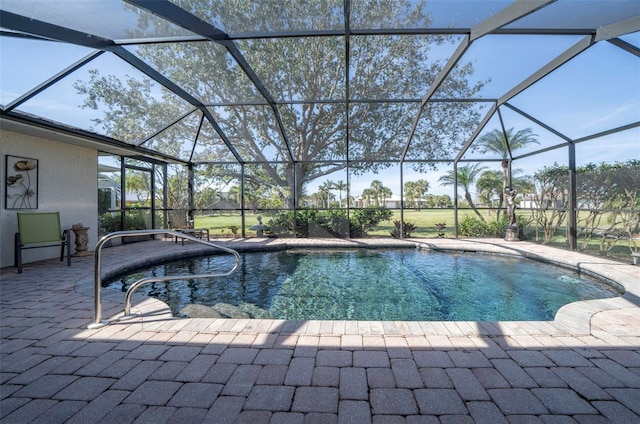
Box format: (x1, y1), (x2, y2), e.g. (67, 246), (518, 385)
(404, 181), (417, 208)
(476, 127), (539, 211)
(476, 170), (503, 211)
(361, 188), (376, 207)
(196, 186), (221, 209)
(319, 180), (336, 209)
(227, 184), (241, 208)
(369, 180), (392, 206)
(370, 180), (383, 205)
(379, 186), (392, 206)
(320, 180), (334, 208)
(316, 186), (328, 208)
(334, 180), (347, 208)
(437, 194), (452, 208)
(477, 168), (535, 218)
(243, 182), (262, 213)
(513, 174), (534, 196)
(308, 192), (322, 208)
(439, 164), (487, 221)
(405, 179), (429, 209)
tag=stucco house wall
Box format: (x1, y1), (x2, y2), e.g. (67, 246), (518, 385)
(1, 129), (98, 269)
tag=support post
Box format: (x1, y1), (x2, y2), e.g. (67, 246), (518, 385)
(568, 142), (578, 250)
(453, 162), (459, 239)
(188, 163), (195, 227)
(400, 165), (404, 238)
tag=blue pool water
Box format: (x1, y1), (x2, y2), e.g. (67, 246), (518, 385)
(104, 248), (620, 321)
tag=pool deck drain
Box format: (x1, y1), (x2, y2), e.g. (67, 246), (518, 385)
(1, 238), (639, 423)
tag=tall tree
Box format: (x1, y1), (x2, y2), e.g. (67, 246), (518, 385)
(437, 194), (452, 208)
(195, 186), (221, 210)
(74, 0), (486, 209)
(438, 164), (487, 221)
(125, 171), (151, 206)
(475, 127), (539, 214)
(369, 180), (392, 206)
(322, 180), (335, 208)
(416, 179), (429, 208)
(379, 186), (393, 206)
(512, 174), (534, 197)
(404, 179), (430, 210)
(318, 180), (334, 208)
(334, 180), (348, 208)
(476, 170), (502, 210)
(532, 164), (570, 242)
(361, 188), (376, 207)
(227, 184), (241, 208)
(404, 181), (418, 209)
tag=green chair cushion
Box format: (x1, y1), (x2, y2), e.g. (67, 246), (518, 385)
(17, 212), (63, 244)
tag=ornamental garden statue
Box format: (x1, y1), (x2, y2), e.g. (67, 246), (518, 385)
(504, 187), (519, 241)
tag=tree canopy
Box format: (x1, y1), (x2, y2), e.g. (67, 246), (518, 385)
(438, 163), (487, 220)
(75, 0), (486, 208)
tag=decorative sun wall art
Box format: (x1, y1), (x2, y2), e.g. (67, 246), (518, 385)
(5, 155), (39, 209)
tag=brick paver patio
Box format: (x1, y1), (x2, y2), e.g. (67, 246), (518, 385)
(1, 238), (639, 423)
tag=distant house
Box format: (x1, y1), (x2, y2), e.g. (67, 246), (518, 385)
(354, 194), (404, 209)
(98, 163), (120, 211)
(384, 195), (403, 209)
(519, 193), (565, 209)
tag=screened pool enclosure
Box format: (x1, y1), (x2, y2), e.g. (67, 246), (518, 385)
(1, 1), (639, 258)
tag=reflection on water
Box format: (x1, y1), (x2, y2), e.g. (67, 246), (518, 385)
(104, 249), (620, 321)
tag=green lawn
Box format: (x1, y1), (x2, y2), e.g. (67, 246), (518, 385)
(193, 208), (637, 264)
(368, 209), (457, 237)
(545, 232), (637, 263)
(194, 209), (480, 238)
(193, 212), (245, 236)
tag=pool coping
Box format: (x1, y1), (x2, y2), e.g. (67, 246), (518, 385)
(78, 237), (640, 337)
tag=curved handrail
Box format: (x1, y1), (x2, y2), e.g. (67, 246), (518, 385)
(89, 229), (240, 329)
(120, 267), (238, 319)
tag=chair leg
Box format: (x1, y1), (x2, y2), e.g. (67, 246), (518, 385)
(14, 233), (23, 274)
(64, 229), (71, 266)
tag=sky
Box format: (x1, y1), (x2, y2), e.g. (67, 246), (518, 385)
(1, 2), (639, 200)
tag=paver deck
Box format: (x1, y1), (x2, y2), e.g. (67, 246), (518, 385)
(1, 238), (639, 423)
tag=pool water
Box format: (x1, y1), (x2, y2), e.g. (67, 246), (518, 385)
(104, 248), (620, 321)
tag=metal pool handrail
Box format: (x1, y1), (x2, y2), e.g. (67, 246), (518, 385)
(88, 229), (240, 329)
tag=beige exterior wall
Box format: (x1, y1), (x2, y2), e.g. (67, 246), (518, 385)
(1, 129), (98, 269)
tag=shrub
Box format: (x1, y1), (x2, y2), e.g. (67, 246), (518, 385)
(267, 210), (298, 236)
(325, 209), (350, 238)
(268, 206), (392, 238)
(99, 211), (147, 234)
(390, 220), (417, 238)
(458, 214), (533, 239)
(516, 215), (534, 240)
(350, 207), (393, 237)
(458, 214), (487, 237)
(486, 214), (509, 238)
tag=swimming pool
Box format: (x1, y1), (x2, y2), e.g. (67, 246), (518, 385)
(104, 248), (620, 321)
